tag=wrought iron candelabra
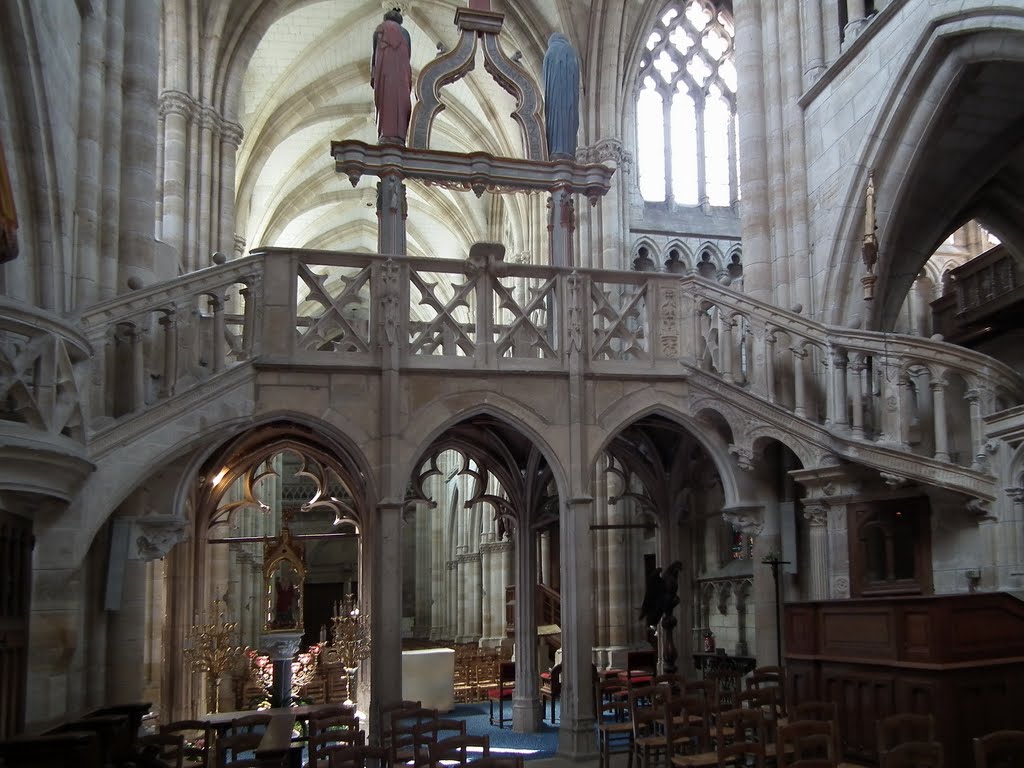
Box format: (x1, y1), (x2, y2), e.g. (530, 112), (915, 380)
(320, 594), (371, 705)
(183, 599), (248, 713)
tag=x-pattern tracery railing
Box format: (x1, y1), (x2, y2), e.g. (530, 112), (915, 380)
(43, 247), (1023, 499)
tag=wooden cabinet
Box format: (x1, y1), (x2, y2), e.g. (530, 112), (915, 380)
(785, 593), (1024, 765)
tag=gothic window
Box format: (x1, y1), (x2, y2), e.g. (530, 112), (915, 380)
(636, 1), (739, 207)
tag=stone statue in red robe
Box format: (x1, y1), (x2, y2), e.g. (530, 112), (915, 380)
(371, 10), (412, 145)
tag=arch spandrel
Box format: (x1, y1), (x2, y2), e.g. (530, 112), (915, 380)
(590, 399), (744, 508)
(396, 397), (570, 509)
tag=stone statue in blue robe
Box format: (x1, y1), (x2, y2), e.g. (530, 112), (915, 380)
(543, 33), (580, 159)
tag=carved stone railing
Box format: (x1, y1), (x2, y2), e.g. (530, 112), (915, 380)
(0, 298), (95, 505)
(78, 255), (264, 442)
(59, 247), (1024, 504)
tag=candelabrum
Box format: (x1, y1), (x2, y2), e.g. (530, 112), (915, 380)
(184, 600), (249, 713)
(320, 594), (371, 705)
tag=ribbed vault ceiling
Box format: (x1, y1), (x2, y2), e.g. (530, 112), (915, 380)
(235, 0), (579, 260)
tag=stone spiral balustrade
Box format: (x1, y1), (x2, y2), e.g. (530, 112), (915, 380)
(0, 298), (95, 507)
(5, 247), (1021, 506)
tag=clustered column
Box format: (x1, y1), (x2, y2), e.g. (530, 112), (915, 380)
(158, 90), (244, 272)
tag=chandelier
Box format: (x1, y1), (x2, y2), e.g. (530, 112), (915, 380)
(320, 594), (371, 705)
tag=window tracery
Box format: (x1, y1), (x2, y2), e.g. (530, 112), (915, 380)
(636, 1), (739, 207)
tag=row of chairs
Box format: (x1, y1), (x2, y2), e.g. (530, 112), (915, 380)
(453, 645), (513, 705)
(378, 700), (523, 768)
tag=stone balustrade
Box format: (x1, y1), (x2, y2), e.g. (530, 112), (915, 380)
(15, 247), (1019, 504)
(78, 257), (263, 434)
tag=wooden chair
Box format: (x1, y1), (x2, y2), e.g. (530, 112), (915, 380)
(386, 707), (437, 768)
(229, 713), (274, 734)
(411, 718), (467, 767)
(159, 720), (214, 768)
(789, 701), (840, 759)
(876, 714), (935, 754)
(540, 663), (561, 723)
(973, 730), (1024, 768)
(716, 708), (767, 768)
(215, 731), (264, 768)
(327, 744), (388, 768)
(379, 701), (422, 751)
(487, 662), (515, 729)
(307, 715), (362, 768)
(747, 666), (785, 718)
(791, 702), (837, 724)
(427, 734), (489, 767)
(630, 685), (684, 768)
(878, 741), (943, 768)
(138, 732), (187, 768)
(775, 720), (836, 768)
(596, 678), (634, 768)
(738, 687), (782, 743)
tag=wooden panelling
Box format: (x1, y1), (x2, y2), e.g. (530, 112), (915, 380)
(901, 609), (933, 661)
(820, 606), (897, 660)
(785, 593), (1024, 764)
(823, 668), (893, 759)
(785, 605), (817, 654)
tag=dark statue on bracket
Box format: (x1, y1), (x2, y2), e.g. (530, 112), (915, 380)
(639, 560), (683, 673)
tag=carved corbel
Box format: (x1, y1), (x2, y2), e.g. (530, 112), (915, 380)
(965, 498), (995, 521)
(135, 516), (189, 560)
(722, 505), (764, 537)
(728, 443), (755, 472)
(880, 471), (909, 488)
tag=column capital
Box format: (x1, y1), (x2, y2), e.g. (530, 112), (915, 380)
(1006, 487), (1024, 504)
(158, 89), (196, 119)
(803, 502), (829, 527)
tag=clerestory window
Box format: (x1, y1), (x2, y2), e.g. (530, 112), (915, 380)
(636, 1), (739, 208)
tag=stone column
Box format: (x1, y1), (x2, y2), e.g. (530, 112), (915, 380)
(733, 0), (772, 301)
(261, 633), (302, 709)
(512, 521), (539, 732)
(548, 186), (576, 268)
(159, 91), (193, 266)
(118, 0), (161, 291)
(377, 174), (407, 256)
(99, 0), (126, 299)
(803, 503), (830, 600)
(74, 3), (109, 308)
(1001, 489), (1024, 589)
(849, 355), (866, 439)
(559, 497), (596, 756)
(792, 348), (808, 419)
(831, 348), (849, 432)
(370, 502), (404, 727)
(158, 309), (178, 398)
(801, 0), (826, 83)
(965, 387), (992, 471)
(219, 123), (244, 257)
(931, 380), (950, 462)
(844, 0), (869, 43)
